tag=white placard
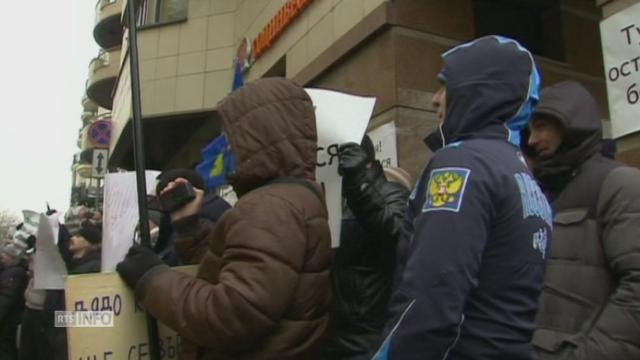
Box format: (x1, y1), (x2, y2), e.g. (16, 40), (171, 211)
(600, 2), (640, 138)
(101, 171), (160, 272)
(368, 121), (397, 168)
(306, 89), (375, 247)
(34, 213), (68, 289)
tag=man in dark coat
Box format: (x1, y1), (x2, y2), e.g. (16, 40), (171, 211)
(324, 135), (410, 359)
(0, 244), (28, 360)
(44, 220), (102, 360)
(528, 80), (640, 359)
(373, 35), (551, 360)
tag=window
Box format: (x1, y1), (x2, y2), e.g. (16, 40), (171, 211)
(138, 0), (187, 26)
(473, 0), (565, 62)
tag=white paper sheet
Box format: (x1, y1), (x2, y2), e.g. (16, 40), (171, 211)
(600, 2), (640, 138)
(101, 171), (160, 272)
(34, 213), (67, 289)
(306, 88), (375, 247)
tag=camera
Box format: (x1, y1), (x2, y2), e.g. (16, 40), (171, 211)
(158, 182), (196, 213)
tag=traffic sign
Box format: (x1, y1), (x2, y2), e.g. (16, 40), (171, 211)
(92, 149), (108, 178)
(89, 120), (112, 148)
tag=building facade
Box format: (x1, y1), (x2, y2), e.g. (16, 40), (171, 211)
(106, 0), (611, 183)
(70, 0), (123, 206)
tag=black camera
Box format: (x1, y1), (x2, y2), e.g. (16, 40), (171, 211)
(158, 182), (196, 213)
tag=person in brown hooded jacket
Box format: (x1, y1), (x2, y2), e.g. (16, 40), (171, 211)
(117, 77), (331, 360)
(527, 80), (640, 359)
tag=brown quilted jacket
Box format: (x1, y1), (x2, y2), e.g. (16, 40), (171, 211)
(137, 78), (331, 360)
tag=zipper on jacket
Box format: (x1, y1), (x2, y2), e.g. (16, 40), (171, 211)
(372, 299), (416, 360)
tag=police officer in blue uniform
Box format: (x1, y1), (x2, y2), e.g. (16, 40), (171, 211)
(373, 36), (552, 360)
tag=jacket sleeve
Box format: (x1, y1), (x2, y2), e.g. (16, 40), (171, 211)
(567, 166), (640, 359)
(375, 153), (493, 360)
(343, 162), (410, 243)
(171, 214), (217, 265)
(0, 268), (26, 322)
(56, 225), (74, 270)
(136, 193), (307, 353)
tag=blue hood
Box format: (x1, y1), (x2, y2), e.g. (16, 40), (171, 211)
(438, 36), (540, 147)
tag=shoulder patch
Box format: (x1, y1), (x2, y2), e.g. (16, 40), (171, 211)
(423, 167), (471, 213)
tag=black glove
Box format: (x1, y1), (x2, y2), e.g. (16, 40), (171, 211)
(338, 142), (369, 176)
(116, 245), (164, 290)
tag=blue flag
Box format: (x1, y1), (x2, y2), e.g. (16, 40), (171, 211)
(197, 60), (244, 190)
(196, 133), (236, 190)
(232, 58), (244, 91)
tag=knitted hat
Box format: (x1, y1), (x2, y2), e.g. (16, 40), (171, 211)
(76, 221), (102, 245)
(64, 207), (84, 235)
(2, 243), (24, 260)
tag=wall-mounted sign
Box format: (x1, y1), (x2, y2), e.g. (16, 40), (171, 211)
(600, 2), (640, 138)
(368, 122), (398, 168)
(92, 149), (109, 178)
(89, 120), (112, 148)
(252, 0), (314, 61)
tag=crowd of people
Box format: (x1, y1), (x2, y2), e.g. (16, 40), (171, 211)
(1, 35), (639, 360)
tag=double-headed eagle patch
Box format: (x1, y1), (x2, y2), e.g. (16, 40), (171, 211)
(423, 167), (471, 212)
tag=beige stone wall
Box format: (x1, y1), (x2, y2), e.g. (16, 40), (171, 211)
(238, 0), (388, 80)
(129, 0), (388, 117)
(135, 0), (238, 116)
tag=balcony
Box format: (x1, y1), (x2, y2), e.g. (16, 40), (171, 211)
(87, 48), (122, 110)
(75, 164), (93, 179)
(81, 111), (95, 126)
(94, 0), (123, 49)
(82, 94), (98, 113)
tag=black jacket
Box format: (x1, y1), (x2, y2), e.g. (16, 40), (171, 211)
(43, 225), (101, 326)
(531, 81), (640, 360)
(0, 262), (28, 359)
(326, 161), (409, 360)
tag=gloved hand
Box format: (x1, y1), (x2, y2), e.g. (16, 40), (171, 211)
(338, 142), (369, 176)
(116, 245), (164, 290)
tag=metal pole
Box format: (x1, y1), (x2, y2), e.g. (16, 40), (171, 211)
(126, 1), (160, 359)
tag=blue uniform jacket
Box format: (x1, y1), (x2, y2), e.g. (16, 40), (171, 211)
(374, 36), (552, 360)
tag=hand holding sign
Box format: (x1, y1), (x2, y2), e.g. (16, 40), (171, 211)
(305, 89), (375, 247)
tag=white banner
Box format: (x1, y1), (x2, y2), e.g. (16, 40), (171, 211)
(368, 121), (397, 168)
(101, 171), (160, 272)
(600, 2), (640, 138)
(34, 213), (68, 289)
(306, 89), (374, 247)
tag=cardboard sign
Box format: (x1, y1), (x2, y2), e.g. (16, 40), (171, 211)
(306, 89), (374, 247)
(600, 2), (640, 138)
(102, 171), (160, 272)
(65, 266), (197, 360)
(368, 122), (398, 168)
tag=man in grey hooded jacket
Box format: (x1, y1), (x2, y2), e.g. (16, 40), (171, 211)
(528, 80), (640, 359)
